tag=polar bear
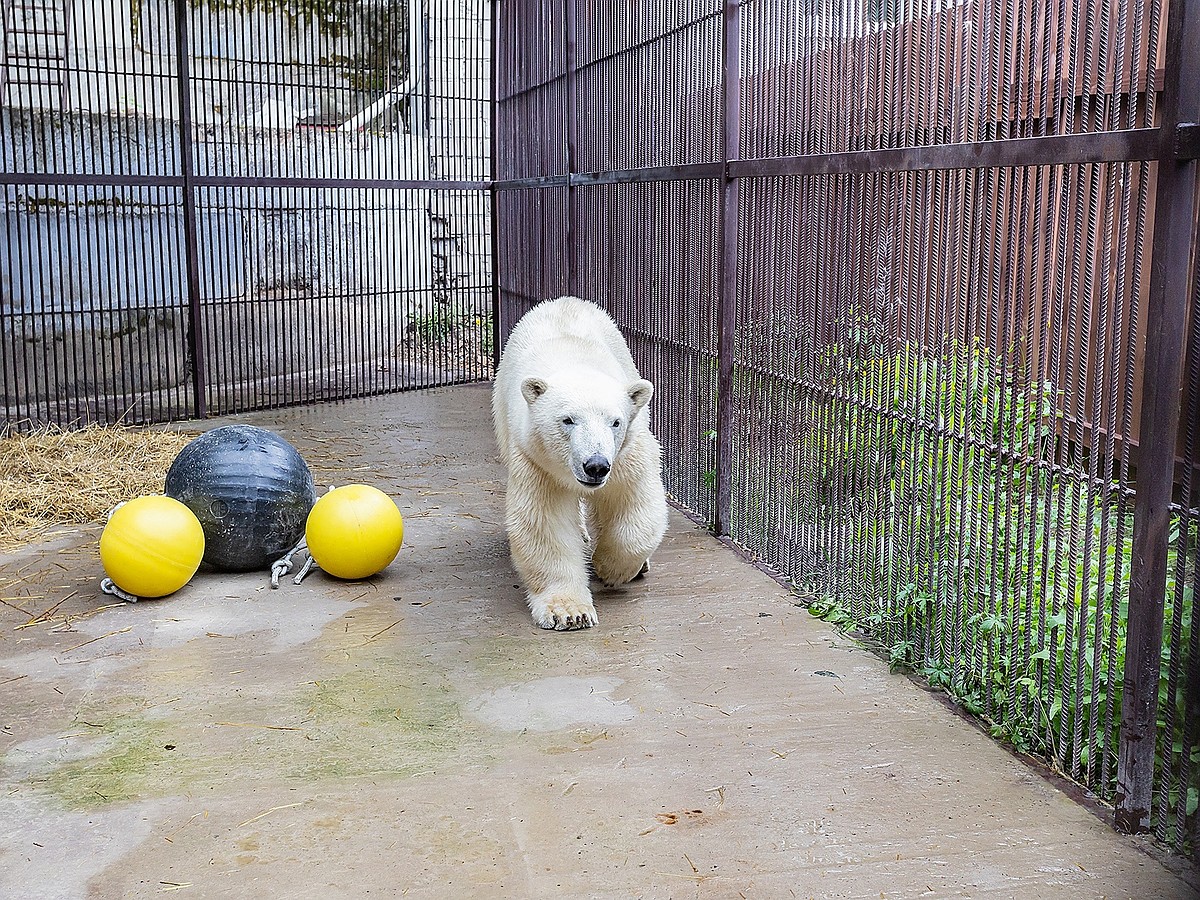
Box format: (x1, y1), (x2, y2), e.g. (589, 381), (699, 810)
(492, 296), (669, 630)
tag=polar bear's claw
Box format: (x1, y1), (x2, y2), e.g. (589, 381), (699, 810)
(531, 594), (598, 631)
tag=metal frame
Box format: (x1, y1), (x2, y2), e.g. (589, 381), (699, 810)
(0, 173), (490, 189)
(715, 0), (740, 537)
(493, 130), (1163, 190)
(1117, 0), (1200, 836)
(563, 0), (578, 298)
(58, 0), (72, 112)
(172, 0), (205, 418)
(488, 0), (501, 371)
(0, 0), (10, 101)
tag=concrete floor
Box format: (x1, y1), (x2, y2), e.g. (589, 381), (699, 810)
(1, 384), (1197, 900)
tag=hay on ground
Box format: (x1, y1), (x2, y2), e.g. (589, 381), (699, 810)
(0, 424), (198, 551)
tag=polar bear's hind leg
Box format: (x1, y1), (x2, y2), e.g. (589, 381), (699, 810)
(587, 472), (668, 587)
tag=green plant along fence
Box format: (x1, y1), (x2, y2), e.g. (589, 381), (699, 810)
(802, 338), (1194, 829)
(493, 0), (1200, 854)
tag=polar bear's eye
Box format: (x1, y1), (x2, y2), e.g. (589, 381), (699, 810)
(611, 420), (621, 428)
(562, 417), (574, 426)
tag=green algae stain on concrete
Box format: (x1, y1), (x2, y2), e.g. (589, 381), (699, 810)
(41, 713), (183, 811)
(293, 659), (489, 780)
(35, 653), (492, 810)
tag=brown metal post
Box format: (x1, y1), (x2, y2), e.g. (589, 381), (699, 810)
(1116, 0), (1200, 835)
(564, 0), (578, 298)
(488, 0), (501, 365)
(173, 0), (207, 419)
(714, 0), (740, 537)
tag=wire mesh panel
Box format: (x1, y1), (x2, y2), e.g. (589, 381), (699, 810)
(494, 186), (569, 343)
(729, 0), (1193, 846)
(738, 0), (1163, 155)
(2, 29), (192, 425)
(573, 5), (723, 172)
(735, 158), (1153, 802)
(193, 185), (492, 414)
(492, 0), (572, 344)
(1165, 216), (1200, 853)
(2, 0), (493, 428)
(493, 0), (568, 181)
(494, 0), (723, 512)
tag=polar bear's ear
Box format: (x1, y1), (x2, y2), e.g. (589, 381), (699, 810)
(521, 377), (549, 405)
(628, 379), (654, 411)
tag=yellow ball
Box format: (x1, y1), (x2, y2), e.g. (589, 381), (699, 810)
(305, 484), (404, 580)
(100, 495), (206, 598)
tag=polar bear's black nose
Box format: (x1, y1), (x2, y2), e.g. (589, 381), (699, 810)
(583, 455), (611, 480)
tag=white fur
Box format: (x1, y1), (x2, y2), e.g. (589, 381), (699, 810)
(493, 296), (669, 630)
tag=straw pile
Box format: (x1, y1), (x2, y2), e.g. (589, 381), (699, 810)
(0, 424), (198, 551)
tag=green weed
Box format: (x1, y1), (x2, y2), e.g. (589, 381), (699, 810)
(792, 335), (1197, 848)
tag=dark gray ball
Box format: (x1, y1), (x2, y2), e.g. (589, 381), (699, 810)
(165, 425), (317, 572)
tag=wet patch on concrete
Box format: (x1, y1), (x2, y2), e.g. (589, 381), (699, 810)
(4, 730), (117, 782)
(465, 675), (636, 733)
(1, 588), (364, 687)
(463, 632), (601, 682)
(0, 789), (173, 900)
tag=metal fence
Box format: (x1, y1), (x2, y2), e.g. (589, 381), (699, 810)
(494, 0), (1200, 852)
(2, 0), (492, 427)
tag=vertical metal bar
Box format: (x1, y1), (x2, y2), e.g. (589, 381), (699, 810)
(173, 0), (206, 419)
(1116, 0), (1200, 835)
(416, 0), (430, 137)
(489, 0), (500, 367)
(564, 0), (577, 297)
(1180, 259), (1200, 856)
(0, 0), (10, 101)
(714, 0), (740, 537)
(58, 0), (73, 112)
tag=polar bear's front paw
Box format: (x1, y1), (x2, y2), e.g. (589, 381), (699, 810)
(530, 593), (598, 631)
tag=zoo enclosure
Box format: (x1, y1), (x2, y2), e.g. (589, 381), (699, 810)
(493, 0), (1200, 852)
(2, 0), (1199, 855)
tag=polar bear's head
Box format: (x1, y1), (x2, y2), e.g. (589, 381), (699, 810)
(520, 372), (654, 489)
